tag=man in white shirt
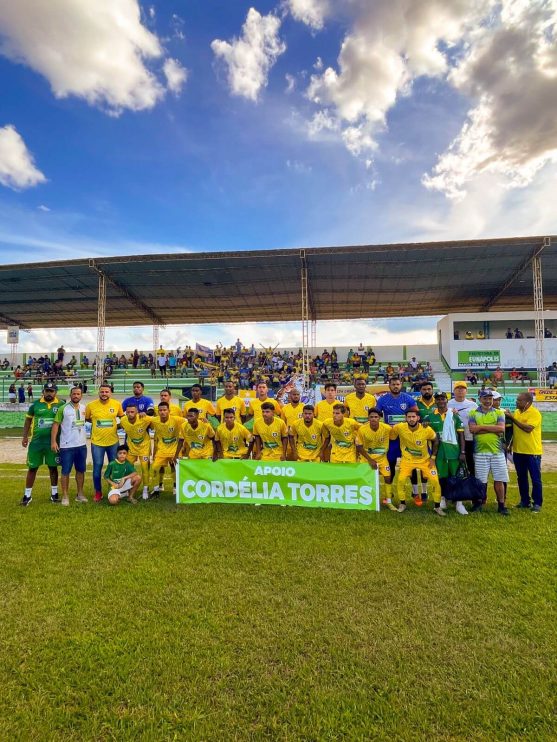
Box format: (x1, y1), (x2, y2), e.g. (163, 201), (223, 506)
(50, 386), (88, 505)
(448, 380), (478, 475)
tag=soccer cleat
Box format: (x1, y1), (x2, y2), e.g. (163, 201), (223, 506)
(75, 493), (88, 503)
(385, 502), (398, 512)
(413, 495), (423, 507)
(61, 496), (70, 506)
(514, 502), (531, 509)
(148, 489), (161, 500)
(382, 498), (390, 505)
(434, 506), (447, 517)
(94, 491), (103, 502)
(142, 492), (149, 501)
(397, 503), (407, 513)
(471, 502), (483, 513)
(498, 505), (510, 516)
(439, 496), (447, 510)
(455, 501), (469, 515)
(50, 493), (60, 504)
(20, 495), (32, 507)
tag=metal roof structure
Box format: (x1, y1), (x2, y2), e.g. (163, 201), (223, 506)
(0, 235), (554, 329)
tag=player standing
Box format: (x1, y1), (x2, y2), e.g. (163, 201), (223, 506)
(119, 403), (153, 500)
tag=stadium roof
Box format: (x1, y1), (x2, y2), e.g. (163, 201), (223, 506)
(0, 235), (555, 329)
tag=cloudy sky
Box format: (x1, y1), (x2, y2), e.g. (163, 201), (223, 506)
(0, 0), (556, 352)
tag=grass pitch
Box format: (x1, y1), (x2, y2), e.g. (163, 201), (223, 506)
(1, 465), (556, 741)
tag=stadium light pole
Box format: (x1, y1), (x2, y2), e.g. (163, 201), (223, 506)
(153, 324), (160, 359)
(533, 237), (550, 388)
(95, 272), (106, 386)
(300, 250), (310, 385)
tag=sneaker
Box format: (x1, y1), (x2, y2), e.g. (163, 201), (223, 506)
(94, 491), (103, 502)
(397, 503), (407, 513)
(61, 496), (70, 506)
(75, 493), (88, 503)
(434, 506), (447, 517)
(50, 493), (60, 504)
(142, 492), (149, 501)
(385, 502), (398, 512)
(471, 502), (483, 513)
(532, 505), (541, 513)
(148, 489), (161, 500)
(455, 501), (469, 515)
(413, 495), (423, 507)
(440, 496), (447, 510)
(514, 502), (531, 509)
(19, 495), (32, 507)
(421, 494), (428, 502)
(498, 505), (510, 516)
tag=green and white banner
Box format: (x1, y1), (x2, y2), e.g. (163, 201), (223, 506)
(457, 350), (501, 367)
(177, 459), (380, 511)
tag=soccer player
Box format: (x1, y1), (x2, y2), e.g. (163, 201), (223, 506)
(315, 382), (339, 420)
(104, 445), (141, 505)
(50, 384), (87, 506)
(468, 390), (509, 515)
(505, 392), (543, 512)
(215, 381), (247, 423)
(356, 408), (396, 510)
(322, 404), (360, 464)
(122, 381), (155, 416)
(422, 392), (469, 515)
(149, 402), (183, 498)
(413, 381), (437, 502)
(345, 377), (377, 423)
(176, 408), (216, 460)
(281, 387), (304, 427)
(215, 409), (253, 459)
(390, 410), (443, 515)
(119, 403), (153, 500)
(248, 381), (282, 422)
(20, 381), (61, 506)
(289, 405), (324, 462)
(375, 376), (418, 484)
(85, 383), (124, 502)
(447, 381), (478, 475)
(158, 389), (182, 417)
(182, 384), (216, 422)
(253, 402), (288, 460)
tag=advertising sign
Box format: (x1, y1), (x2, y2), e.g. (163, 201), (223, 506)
(457, 350), (500, 367)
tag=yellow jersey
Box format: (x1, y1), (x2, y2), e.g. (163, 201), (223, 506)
(253, 417), (288, 460)
(180, 419), (215, 459)
(215, 395), (247, 422)
(323, 418), (360, 463)
(281, 402), (304, 428)
(249, 397), (282, 422)
(216, 422), (252, 458)
(290, 418), (324, 462)
(120, 417), (152, 457)
(355, 422), (391, 459)
(154, 403), (182, 418)
(85, 398), (124, 446)
(183, 398), (216, 421)
(344, 392), (377, 424)
(315, 399), (340, 420)
(512, 406), (542, 455)
(391, 422), (436, 463)
(151, 416), (183, 456)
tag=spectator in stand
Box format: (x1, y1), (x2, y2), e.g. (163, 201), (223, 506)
(167, 352), (177, 377)
(8, 383), (16, 403)
(82, 355), (89, 368)
(544, 328), (553, 338)
(492, 367), (504, 387)
(2, 357), (10, 370)
(27, 382), (33, 402)
(505, 327), (513, 339)
(157, 352), (167, 377)
(514, 327), (524, 339)
(57, 345), (65, 362)
(547, 362), (557, 388)
(465, 368), (478, 385)
(132, 349), (139, 368)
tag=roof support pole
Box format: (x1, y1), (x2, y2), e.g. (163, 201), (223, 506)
(95, 272), (106, 386)
(300, 250), (310, 383)
(311, 319), (317, 354)
(533, 238), (550, 387)
(153, 324), (160, 360)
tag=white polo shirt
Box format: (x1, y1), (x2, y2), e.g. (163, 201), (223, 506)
(56, 402), (87, 449)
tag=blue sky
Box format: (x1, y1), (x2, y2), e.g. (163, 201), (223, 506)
(0, 0), (556, 353)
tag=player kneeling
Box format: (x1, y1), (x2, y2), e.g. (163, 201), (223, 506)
(390, 410), (445, 516)
(356, 408), (397, 511)
(104, 445), (141, 505)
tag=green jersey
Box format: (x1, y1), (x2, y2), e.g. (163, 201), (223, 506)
(423, 410), (463, 460)
(27, 397), (63, 443)
(104, 459), (135, 482)
(468, 408), (504, 454)
(416, 398), (437, 418)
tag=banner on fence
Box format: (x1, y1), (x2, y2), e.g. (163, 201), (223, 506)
(177, 458), (379, 511)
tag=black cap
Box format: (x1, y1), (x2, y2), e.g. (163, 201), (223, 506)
(434, 391), (447, 398)
(43, 381), (57, 391)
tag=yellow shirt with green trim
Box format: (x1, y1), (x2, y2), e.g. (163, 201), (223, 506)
(355, 421), (392, 459)
(86, 398), (124, 446)
(253, 417), (288, 460)
(391, 422), (436, 464)
(182, 398), (216, 422)
(151, 416), (183, 457)
(120, 416), (152, 457)
(215, 395), (247, 422)
(215, 422), (252, 458)
(249, 397), (282, 422)
(281, 402), (304, 428)
(323, 417), (361, 463)
(180, 419), (215, 459)
(290, 418), (324, 461)
(315, 399), (340, 420)
(344, 392), (378, 423)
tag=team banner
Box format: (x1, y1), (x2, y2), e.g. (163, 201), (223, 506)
(529, 388), (557, 403)
(457, 350), (501, 367)
(177, 459), (380, 511)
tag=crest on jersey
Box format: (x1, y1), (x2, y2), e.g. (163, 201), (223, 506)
(401, 403), (408, 410)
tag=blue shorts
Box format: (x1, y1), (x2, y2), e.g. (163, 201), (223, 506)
(60, 445), (88, 475)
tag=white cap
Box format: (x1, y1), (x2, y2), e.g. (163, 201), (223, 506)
(491, 391), (502, 400)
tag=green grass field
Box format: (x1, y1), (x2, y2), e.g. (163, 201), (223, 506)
(1, 465), (555, 740)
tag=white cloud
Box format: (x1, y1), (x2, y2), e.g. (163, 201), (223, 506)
(423, 0), (557, 198)
(286, 159), (312, 174)
(285, 73), (296, 93)
(0, 0), (187, 113)
(0, 125), (46, 190)
(163, 58), (188, 94)
(211, 8), (286, 101)
(287, 0), (329, 30)
(306, 0), (491, 157)
(37, 204), (50, 212)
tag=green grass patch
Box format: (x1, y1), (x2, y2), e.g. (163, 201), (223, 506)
(1, 465), (556, 740)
